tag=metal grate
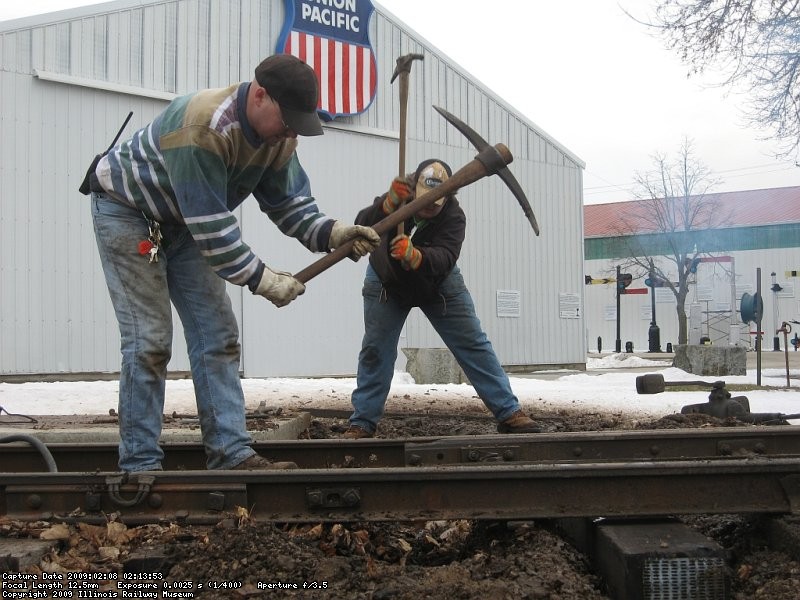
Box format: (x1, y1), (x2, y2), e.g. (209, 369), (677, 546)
(643, 557), (729, 600)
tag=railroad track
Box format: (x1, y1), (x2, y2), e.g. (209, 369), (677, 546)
(2, 427), (799, 524)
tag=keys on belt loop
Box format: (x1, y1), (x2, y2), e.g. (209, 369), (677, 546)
(144, 215), (162, 263)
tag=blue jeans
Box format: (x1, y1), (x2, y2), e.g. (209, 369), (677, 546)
(349, 265), (522, 433)
(91, 194), (255, 471)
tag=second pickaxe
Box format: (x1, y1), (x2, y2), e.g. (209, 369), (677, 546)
(391, 53), (424, 236)
(434, 106), (540, 236)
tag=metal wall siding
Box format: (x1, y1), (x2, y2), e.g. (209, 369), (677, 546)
(239, 0), (261, 82)
(143, 7), (160, 90)
(73, 20), (88, 79)
(0, 71), (12, 371)
(131, 10), (144, 86)
(0, 66), (178, 374)
(16, 29), (31, 72)
(175, 2), (193, 91)
(240, 131), (399, 377)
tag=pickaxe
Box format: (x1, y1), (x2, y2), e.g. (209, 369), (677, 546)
(293, 109), (535, 284)
(391, 53), (424, 237)
(434, 106), (540, 236)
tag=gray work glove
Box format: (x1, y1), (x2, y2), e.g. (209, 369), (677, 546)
(329, 221), (381, 261)
(254, 267), (305, 308)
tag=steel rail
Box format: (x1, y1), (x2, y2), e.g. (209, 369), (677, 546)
(2, 457), (799, 523)
(2, 426), (799, 472)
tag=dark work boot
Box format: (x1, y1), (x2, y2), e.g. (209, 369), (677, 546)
(497, 410), (543, 434)
(232, 454), (297, 470)
(343, 425), (374, 439)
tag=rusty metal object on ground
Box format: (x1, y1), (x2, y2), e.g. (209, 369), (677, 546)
(637, 373), (800, 423)
(635, 373), (718, 394)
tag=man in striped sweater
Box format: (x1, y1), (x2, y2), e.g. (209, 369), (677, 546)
(88, 54), (379, 472)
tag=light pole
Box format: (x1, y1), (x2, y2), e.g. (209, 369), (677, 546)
(771, 271), (782, 351)
(615, 265), (622, 353)
(648, 259), (661, 352)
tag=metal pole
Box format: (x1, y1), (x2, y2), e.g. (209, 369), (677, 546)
(782, 323), (791, 387)
(648, 260), (661, 352)
(615, 265), (622, 353)
(771, 271), (781, 351)
(756, 268), (762, 386)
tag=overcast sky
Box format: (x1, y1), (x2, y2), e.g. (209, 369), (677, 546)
(2, 0), (798, 203)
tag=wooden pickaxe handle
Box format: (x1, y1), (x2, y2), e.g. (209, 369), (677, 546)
(392, 53), (423, 237)
(293, 144), (513, 284)
(396, 72), (409, 237)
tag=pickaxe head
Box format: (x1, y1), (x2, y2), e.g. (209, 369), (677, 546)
(434, 105), (540, 236)
(390, 53), (424, 83)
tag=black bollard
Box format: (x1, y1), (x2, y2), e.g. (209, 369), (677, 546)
(648, 322), (661, 352)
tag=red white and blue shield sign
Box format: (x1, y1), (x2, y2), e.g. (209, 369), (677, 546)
(277, 0), (378, 121)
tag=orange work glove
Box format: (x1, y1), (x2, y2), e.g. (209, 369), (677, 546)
(382, 177), (413, 215)
(390, 234), (422, 271)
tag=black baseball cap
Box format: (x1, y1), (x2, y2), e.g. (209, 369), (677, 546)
(254, 54), (323, 136)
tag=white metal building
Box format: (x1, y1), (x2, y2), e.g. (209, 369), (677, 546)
(584, 187), (800, 353)
(0, 0), (586, 378)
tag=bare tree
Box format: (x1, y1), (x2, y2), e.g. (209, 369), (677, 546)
(635, 0), (800, 158)
(610, 138), (731, 344)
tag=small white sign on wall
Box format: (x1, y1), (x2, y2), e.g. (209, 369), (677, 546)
(559, 292), (581, 319)
(777, 282), (795, 298)
(496, 289), (521, 318)
(604, 305), (617, 321)
(640, 304), (652, 320)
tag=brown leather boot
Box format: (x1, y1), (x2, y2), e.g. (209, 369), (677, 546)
(497, 410), (543, 434)
(232, 454), (297, 470)
(343, 425), (374, 439)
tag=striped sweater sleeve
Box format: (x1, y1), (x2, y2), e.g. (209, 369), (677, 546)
(252, 152), (334, 253)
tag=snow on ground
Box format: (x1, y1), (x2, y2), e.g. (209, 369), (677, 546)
(1, 355), (798, 425)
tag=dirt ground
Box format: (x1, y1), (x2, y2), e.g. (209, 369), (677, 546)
(2, 407), (799, 599)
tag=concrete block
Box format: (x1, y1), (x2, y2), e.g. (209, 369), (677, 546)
(123, 545), (173, 575)
(595, 520), (730, 600)
(673, 344), (747, 376)
(0, 539), (58, 571)
(402, 348), (468, 385)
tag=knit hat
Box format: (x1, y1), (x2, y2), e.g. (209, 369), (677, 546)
(254, 54), (323, 136)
